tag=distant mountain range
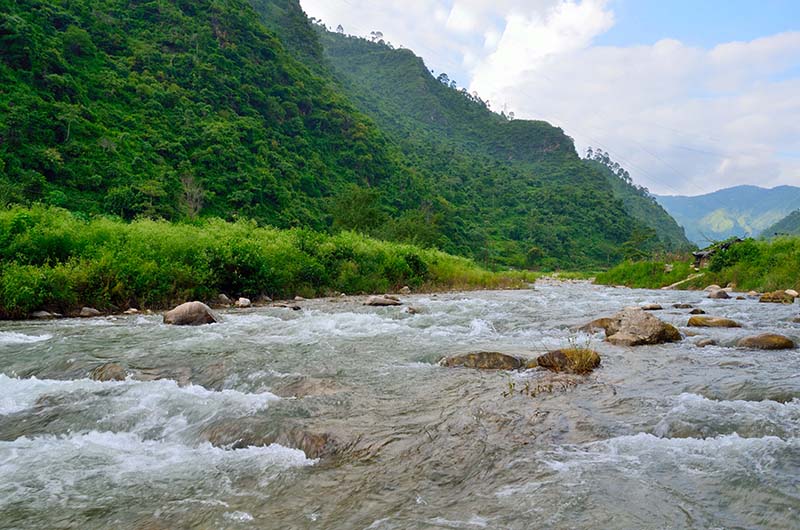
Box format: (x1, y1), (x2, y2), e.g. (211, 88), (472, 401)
(656, 185), (800, 246)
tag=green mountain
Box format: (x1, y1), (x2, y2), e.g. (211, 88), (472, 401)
(656, 185), (800, 246)
(583, 150), (693, 252)
(0, 0), (668, 269)
(762, 209), (800, 238)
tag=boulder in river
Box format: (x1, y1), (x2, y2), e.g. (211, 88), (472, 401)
(575, 317), (615, 334)
(759, 290), (795, 304)
(163, 301), (221, 326)
(439, 351), (525, 370)
(201, 418), (337, 459)
(218, 294), (232, 306)
(641, 304), (663, 311)
(235, 297), (251, 308)
(599, 308), (682, 346)
(123, 308), (139, 315)
(704, 284), (722, 292)
(400, 286), (412, 295)
(736, 334), (796, 350)
(533, 348), (601, 374)
(364, 295), (402, 307)
(696, 338), (717, 348)
(690, 308), (706, 315)
(687, 316), (741, 328)
(786, 289), (799, 298)
(79, 307), (102, 318)
(673, 304), (694, 309)
(708, 290), (730, 299)
(90, 363), (127, 381)
(31, 311), (59, 319)
(274, 302), (302, 311)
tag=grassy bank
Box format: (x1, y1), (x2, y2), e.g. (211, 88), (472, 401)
(595, 238), (800, 292)
(0, 206), (538, 319)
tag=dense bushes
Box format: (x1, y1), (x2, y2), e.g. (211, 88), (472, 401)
(0, 206), (536, 318)
(595, 238), (800, 292)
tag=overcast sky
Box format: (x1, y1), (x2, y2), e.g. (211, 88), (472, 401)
(300, 0), (800, 196)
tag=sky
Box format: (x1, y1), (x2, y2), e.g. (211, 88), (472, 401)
(299, 0), (800, 196)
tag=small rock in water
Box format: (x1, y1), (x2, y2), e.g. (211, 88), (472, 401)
(641, 304), (663, 311)
(235, 297), (251, 308)
(218, 293), (232, 306)
(704, 284), (722, 292)
(696, 338), (717, 348)
(574, 317), (615, 334)
(134, 367), (192, 387)
(736, 334), (796, 350)
(163, 301), (221, 326)
(439, 352), (525, 370)
(736, 296), (746, 300)
(31, 311), (58, 319)
(294, 296), (306, 301)
(405, 307), (420, 315)
(759, 290), (795, 304)
(708, 290), (730, 299)
(747, 291), (760, 297)
(79, 307), (102, 318)
(687, 316), (741, 328)
(786, 289), (799, 298)
(124, 308), (140, 315)
(673, 304), (694, 309)
(534, 348), (601, 374)
(256, 294), (272, 304)
(274, 302), (302, 311)
(90, 363), (126, 381)
(690, 308), (706, 315)
(364, 295), (402, 307)
(600, 308), (681, 346)
(400, 286), (412, 295)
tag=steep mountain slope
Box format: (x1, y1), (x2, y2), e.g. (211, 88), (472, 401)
(311, 29), (651, 268)
(656, 185), (800, 245)
(584, 152), (693, 252)
(0, 0), (409, 228)
(762, 209), (800, 238)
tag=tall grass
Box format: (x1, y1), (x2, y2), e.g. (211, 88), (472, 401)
(0, 206), (537, 318)
(595, 238), (800, 292)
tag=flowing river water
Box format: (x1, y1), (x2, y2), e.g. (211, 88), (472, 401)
(1, 281), (799, 529)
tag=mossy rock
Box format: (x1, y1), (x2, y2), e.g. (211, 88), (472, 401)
(532, 348), (601, 374)
(759, 291), (795, 304)
(736, 334), (796, 350)
(439, 351), (525, 370)
(687, 316), (741, 328)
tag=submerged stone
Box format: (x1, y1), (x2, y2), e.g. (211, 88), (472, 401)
(439, 351), (525, 370)
(89, 363), (126, 382)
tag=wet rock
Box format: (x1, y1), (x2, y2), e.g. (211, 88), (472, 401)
(759, 290), (795, 304)
(690, 308), (706, 315)
(364, 295), (402, 307)
(533, 348), (601, 374)
(747, 291), (760, 297)
(687, 316), (741, 328)
(201, 419), (337, 459)
(708, 290), (730, 299)
(400, 286), (412, 295)
(294, 296), (306, 301)
(274, 302), (302, 311)
(79, 307), (102, 318)
(275, 427), (336, 459)
(235, 297), (251, 308)
(133, 367), (192, 387)
(31, 311), (59, 319)
(163, 301), (221, 326)
(786, 289), (799, 298)
(602, 308), (682, 346)
(405, 307), (420, 315)
(641, 304), (663, 311)
(89, 363), (126, 382)
(736, 296), (746, 300)
(256, 294), (273, 304)
(575, 317), (615, 334)
(218, 293), (232, 306)
(439, 351), (525, 370)
(704, 284), (722, 292)
(736, 334), (796, 350)
(793, 316), (800, 323)
(124, 308), (140, 315)
(673, 304), (694, 309)
(696, 338), (717, 348)
(271, 377), (344, 398)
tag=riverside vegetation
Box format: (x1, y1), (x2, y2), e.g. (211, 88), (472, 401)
(595, 237), (800, 292)
(0, 205), (537, 319)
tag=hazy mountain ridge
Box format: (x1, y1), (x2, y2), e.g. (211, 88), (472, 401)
(656, 185), (800, 245)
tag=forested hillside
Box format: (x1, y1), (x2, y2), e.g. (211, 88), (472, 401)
(762, 210), (800, 238)
(0, 0), (676, 269)
(584, 149), (693, 252)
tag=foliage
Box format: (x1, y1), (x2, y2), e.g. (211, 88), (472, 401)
(595, 237), (800, 292)
(0, 205), (537, 318)
(762, 210), (800, 239)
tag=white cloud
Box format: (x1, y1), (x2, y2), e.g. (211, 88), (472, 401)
(300, 1), (800, 195)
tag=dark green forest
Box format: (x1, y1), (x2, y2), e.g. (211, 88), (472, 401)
(1, 0), (689, 271)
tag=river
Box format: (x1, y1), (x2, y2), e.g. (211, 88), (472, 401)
(1, 282), (798, 529)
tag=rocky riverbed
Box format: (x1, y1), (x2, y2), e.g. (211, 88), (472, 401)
(1, 281), (798, 529)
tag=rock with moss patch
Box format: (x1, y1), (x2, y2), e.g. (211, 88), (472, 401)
(759, 290), (795, 304)
(533, 348), (601, 374)
(736, 334), (796, 350)
(163, 301), (221, 326)
(687, 316), (741, 328)
(439, 351), (524, 370)
(600, 308), (682, 346)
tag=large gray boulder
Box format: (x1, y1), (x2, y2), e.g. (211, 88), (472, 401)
(163, 301), (221, 326)
(600, 308), (682, 346)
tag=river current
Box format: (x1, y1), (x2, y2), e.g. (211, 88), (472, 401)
(0, 281), (798, 529)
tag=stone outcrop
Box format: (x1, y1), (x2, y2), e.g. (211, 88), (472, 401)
(163, 301), (221, 326)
